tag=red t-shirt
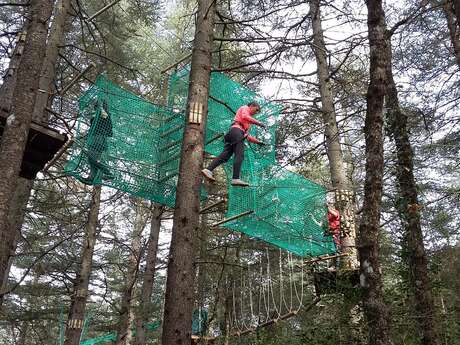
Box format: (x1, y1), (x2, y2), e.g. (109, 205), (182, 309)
(232, 105), (263, 144)
(328, 208), (341, 247)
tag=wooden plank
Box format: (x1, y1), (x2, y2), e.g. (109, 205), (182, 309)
(199, 199), (226, 214)
(0, 112), (66, 141)
(211, 210), (253, 227)
(161, 52), (193, 74)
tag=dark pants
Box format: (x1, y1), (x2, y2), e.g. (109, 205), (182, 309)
(86, 135), (111, 179)
(207, 127), (245, 179)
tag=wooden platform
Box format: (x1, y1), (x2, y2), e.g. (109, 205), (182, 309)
(0, 113), (67, 180)
(191, 335), (216, 344)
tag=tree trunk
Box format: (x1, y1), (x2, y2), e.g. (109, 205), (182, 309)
(0, 180), (33, 299)
(0, 24), (31, 311)
(358, 1), (391, 345)
(134, 204), (163, 345)
(0, 0), (72, 308)
(161, 1), (215, 344)
(32, 0), (72, 123)
(385, 36), (440, 345)
(64, 186), (102, 345)
(117, 199), (148, 345)
(444, 0), (460, 67)
(452, 0), (460, 30)
(0, 28), (28, 116)
(17, 321), (28, 345)
(309, 0), (358, 271)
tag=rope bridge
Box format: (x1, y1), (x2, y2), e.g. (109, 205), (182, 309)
(64, 71), (336, 258)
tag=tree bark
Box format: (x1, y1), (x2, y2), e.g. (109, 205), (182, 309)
(0, 23), (34, 309)
(32, 0), (73, 123)
(64, 186), (102, 345)
(385, 35), (440, 345)
(117, 199), (148, 345)
(444, 0), (460, 67)
(0, 0), (53, 308)
(0, 180), (33, 298)
(452, 0), (460, 30)
(134, 204), (163, 345)
(0, 0), (72, 308)
(0, 28), (28, 116)
(309, 0), (358, 271)
(161, 1), (215, 344)
(17, 321), (28, 345)
(358, 1), (391, 345)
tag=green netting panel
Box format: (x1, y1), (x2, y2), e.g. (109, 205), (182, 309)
(191, 308), (208, 336)
(79, 321), (160, 345)
(168, 68), (279, 168)
(167, 68), (336, 257)
(224, 166), (335, 257)
(65, 71), (336, 257)
(64, 75), (188, 207)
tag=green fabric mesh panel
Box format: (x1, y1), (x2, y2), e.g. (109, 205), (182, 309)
(64, 75), (185, 207)
(79, 321), (160, 345)
(65, 72), (336, 257)
(168, 69), (336, 257)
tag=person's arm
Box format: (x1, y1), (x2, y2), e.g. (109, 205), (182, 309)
(328, 207), (340, 220)
(327, 206), (340, 217)
(247, 135), (264, 145)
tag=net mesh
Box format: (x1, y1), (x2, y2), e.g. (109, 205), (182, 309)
(65, 72), (336, 257)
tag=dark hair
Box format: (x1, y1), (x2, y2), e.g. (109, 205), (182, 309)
(247, 101), (260, 109)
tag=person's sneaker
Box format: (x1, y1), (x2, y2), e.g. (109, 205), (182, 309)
(201, 169), (216, 182)
(231, 179), (249, 187)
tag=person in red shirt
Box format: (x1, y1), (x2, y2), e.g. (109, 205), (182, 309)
(202, 101), (266, 187)
(327, 206), (341, 249)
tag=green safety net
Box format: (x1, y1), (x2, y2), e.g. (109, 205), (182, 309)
(79, 321), (160, 345)
(65, 71), (336, 257)
(192, 308), (208, 336)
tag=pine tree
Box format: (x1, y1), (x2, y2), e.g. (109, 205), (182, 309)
(161, 0), (216, 344)
(358, 1), (392, 344)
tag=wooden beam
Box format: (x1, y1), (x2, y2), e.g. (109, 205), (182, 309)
(199, 199), (226, 214)
(43, 135), (74, 172)
(191, 335), (216, 343)
(302, 253), (349, 265)
(30, 122), (66, 141)
(58, 63), (94, 95)
(85, 0), (122, 22)
(0, 112), (66, 142)
(211, 210), (253, 227)
(161, 52), (193, 74)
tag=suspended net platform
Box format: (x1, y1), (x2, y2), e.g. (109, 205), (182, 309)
(65, 71), (336, 257)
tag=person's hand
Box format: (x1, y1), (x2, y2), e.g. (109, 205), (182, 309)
(258, 141), (267, 146)
(259, 122), (267, 129)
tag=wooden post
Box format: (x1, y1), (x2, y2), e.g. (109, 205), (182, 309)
(211, 211), (254, 227)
